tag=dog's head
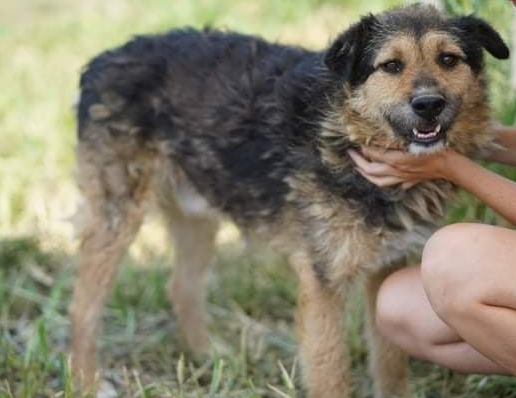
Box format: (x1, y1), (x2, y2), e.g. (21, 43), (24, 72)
(324, 5), (509, 155)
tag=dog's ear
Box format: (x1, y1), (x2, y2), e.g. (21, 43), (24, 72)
(324, 15), (377, 82)
(453, 15), (509, 60)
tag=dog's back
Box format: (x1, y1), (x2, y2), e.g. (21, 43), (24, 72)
(76, 29), (321, 225)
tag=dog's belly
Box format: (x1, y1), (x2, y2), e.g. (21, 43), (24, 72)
(164, 144), (292, 225)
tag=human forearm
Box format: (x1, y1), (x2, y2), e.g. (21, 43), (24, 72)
(446, 151), (516, 225)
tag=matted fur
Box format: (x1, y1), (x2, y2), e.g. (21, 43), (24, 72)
(71, 5), (508, 397)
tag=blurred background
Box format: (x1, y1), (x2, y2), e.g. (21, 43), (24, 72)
(1, 0), (515, 397)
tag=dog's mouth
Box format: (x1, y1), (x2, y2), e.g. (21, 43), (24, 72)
(387, 106), (457, 154)
(411, 123), (445, 145)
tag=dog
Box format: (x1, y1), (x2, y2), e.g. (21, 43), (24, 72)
(70, 4), (509, 397)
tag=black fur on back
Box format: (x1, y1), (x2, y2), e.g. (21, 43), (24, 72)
(77, 5), (508, 229)
(78, 28), (338, 225)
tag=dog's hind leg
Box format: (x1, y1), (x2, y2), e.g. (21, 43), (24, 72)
(290, 252), (352, 398)
(160, 189), (219, 353)
(69, 138), (155, 390)
(365, 268), (409, 398)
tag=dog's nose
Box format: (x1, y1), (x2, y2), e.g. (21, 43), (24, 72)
(411, 95), (445, 119)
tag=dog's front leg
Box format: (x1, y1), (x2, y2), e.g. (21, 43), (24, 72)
(291, 253), (351, 398)
(365, 268), (409, 398)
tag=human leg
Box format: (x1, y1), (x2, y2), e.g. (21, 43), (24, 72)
(376, 264), (508, 374)
(421, 223), (516, 374)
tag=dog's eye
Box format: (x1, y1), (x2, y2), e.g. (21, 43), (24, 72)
(380, 60), (404, 74)
(439, 53), (460, 68)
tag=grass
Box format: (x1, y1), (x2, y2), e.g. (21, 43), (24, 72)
(2, 238), (516, 397)
(1, 0), (516, 397)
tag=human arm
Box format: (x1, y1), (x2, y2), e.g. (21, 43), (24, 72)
(348, 147), (516, 225)
(445, 150), (516, 225)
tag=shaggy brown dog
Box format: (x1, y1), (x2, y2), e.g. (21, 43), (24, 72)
(71, 5), (508, 397)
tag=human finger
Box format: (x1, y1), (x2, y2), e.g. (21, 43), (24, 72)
(401, 181), (418, 190)
(348, 149), (371, 169)
(361, 146), (413, 166)
(349, 150), (403, 177)
(355, 167), (406, 187)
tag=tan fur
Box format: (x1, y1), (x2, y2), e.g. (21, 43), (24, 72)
(340, 32), (491, 154)
(162, 202), (219, 352)
(70, 132), (157, 388)
(365, 268), (409, 398)
(261, 28), (494, 398)
(283, 176), (428, 397)
(290, 252), (352, 398)
(70, 10), (502, 397)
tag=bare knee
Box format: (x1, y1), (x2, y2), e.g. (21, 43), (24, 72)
(421, 223), (485, 322)
(376, 264), (461, 361)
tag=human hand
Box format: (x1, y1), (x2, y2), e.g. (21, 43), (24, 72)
(348, 147), (453, 189)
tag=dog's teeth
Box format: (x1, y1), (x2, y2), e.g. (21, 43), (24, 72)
(412, 124), (442, 139)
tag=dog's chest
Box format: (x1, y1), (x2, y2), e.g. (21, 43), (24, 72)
(375, 224), (435, 269)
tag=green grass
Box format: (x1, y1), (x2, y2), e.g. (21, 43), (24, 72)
(1, 0), (516, 397)
(2, 238), (516, 397)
